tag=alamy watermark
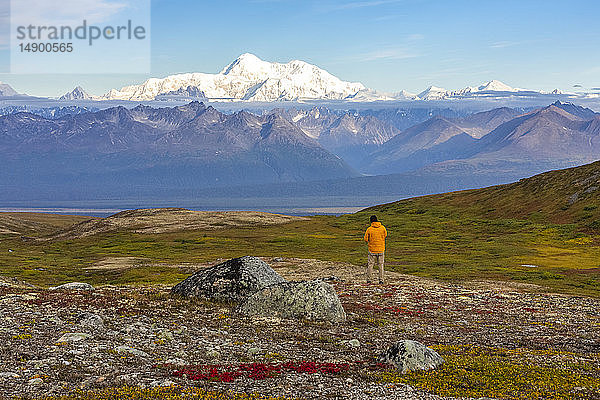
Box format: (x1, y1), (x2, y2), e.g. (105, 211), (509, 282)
(9, 0), (150, 74)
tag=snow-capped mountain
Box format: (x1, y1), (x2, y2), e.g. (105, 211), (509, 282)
(103, 53), (366, 102)
(59, 86), (95, 101)
(469, 79), (518, 93)
(392, 90), (417, 100)
(417, 86), (450, 100)
(0, 82), (19, 97)
(345, 88), (394, 101)
(155, 85), (206, 101)
(416, 80), (524, 100)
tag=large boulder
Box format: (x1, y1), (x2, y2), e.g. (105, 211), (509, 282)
(237, 279), (346, 323)
(171, 256), (286, 302)
(378, 340), (444, 373)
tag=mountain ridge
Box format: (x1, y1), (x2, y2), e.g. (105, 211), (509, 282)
(103, 53), (365, 102)
(368, 159), (600, 229)
(0, 101), (357, 186)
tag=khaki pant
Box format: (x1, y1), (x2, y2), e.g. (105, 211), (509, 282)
(367, 252), (385, 283)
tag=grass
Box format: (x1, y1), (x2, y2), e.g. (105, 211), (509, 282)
(377, 345), (600, 399)
(24, 387), (290, 400)
(0, 206), (598, 295)
(0, 162), (598, 295)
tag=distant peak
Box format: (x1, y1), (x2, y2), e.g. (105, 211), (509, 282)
(477, 80), (515, 92)
(237, 52), (261, 61)
(59, 85), (93, 100)
(220, 53), (268, 75)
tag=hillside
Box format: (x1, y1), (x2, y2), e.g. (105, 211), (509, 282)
(0, 212), (94, 236)
(0, 161), (599, 298)
(369, 160), (600, 228)
(44, 208), (307, 240)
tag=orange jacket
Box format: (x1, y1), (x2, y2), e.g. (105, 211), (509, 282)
(364, 222), (387, 253)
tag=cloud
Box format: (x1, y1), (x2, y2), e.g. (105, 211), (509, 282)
(490, 41), (520, 49)
(372, 14), (405, 21)
(358, 47), (418, 61)
(353, 33), (423, 62)
(320, 0), (403, 12)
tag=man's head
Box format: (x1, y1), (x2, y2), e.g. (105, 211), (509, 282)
(370, 215), (378, 223)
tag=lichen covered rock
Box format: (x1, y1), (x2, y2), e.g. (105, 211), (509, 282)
(378, 340), (444, 373)
(237, 279), (346, 323)
(171, 256), (286, 302)
(49, 282), (95, 291)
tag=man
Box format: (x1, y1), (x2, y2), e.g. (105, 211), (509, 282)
(364, 215), (387, 284)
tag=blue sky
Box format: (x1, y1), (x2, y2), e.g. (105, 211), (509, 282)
(1, 0), (599, 97)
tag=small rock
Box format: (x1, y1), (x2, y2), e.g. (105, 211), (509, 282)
(79, 313), (104, 330)
(378, 340), (444, 373)
(347, 339), (360, 348)
(28, 377), (43, 386)
(158, 329), (174, 341)
(164, 358), (187, 366)
(568, 193), (579, 205)
(272, 257), (284, 262)
(206, 349), (220, 359)
(0, 372), (19, 378)
(150, 379), (176, 387)
(57, 332), (90, 342)
(49, 282), (95, 291)
(247, 347), (261, 356)
(115, 346), (149, 358)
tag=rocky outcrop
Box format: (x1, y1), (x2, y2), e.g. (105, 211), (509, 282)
(171, 256), (286, 302)
(237, 279), (346, 323)
(378, 340), (444, 373)
(49, 282), (95, 291)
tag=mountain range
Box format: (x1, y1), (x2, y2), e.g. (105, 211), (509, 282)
(101, 53), (366, 102)
(271, 107), (400, 167)
(0, 54), (586, 104)
(0, 102), (356, 192)
(97, 54), (584, 102)
(366, 101), (600, 176)
(1, 98), (599, 203)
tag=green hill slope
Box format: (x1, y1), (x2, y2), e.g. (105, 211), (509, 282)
(367, 160), (600, 228)
(0, 161), (598, 296)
